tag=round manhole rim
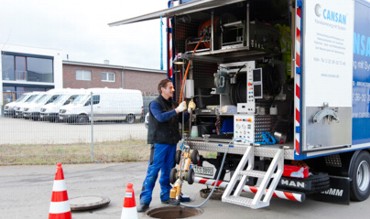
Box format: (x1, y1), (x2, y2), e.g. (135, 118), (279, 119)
(69, 195), (110, 211)
(146, 206), (203, 219)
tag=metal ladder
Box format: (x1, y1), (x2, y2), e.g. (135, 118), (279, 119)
(222, 146), (284, 209)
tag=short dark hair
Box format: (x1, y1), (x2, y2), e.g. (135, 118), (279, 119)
(157, 79), (172, 94)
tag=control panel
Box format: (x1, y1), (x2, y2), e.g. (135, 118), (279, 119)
(234, 114), (275, 145)
(234, 114), (255, 144)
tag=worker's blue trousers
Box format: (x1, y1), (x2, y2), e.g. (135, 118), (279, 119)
(139, 143), (176, 205)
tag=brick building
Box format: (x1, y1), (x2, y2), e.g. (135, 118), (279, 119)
(63, 60), (166, 95)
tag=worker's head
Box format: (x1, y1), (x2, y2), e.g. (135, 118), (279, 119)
(158, 79), (175, 100)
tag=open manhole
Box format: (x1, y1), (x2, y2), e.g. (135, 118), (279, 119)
(147, 206), (203, 219)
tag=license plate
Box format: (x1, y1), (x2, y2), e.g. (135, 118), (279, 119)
(193, 165), (215, 177)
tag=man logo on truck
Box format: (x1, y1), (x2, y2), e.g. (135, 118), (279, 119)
(281, 179), (305, 189)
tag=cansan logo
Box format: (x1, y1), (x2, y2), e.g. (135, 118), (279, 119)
(315, 4), (322, 17)
(314, 4), (347, 24)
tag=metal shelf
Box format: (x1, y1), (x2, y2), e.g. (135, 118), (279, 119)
(187, 47), (268, 63)
(186, 139), (295, 160)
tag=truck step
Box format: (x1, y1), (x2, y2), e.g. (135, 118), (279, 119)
(239, 170), (267, 178)
(222, 196), (253, 208)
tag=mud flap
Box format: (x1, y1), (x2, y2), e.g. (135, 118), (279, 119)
(311, 176), (350, 205)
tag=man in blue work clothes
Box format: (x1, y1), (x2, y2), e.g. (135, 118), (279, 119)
(137, 79), (194, 212)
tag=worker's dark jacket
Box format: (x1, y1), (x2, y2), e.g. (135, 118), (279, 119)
(147, 96), (181, 145)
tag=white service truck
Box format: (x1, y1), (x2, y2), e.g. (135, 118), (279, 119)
(110, 0), (370, 208)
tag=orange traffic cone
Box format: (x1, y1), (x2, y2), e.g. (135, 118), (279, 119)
(48, 163), (72, 219)
(121, 183), (138, 219)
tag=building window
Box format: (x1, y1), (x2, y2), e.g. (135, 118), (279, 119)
(1, 52), (53, 82)
(76, 70), (91, 81)
(2, 54), (14, 80)
(27, 57), (53, 82)
(101, 72), (115, 82)
(15, 56), (27, 81)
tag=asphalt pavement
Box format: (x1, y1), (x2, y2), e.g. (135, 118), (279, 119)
(1, 162), (370, 219)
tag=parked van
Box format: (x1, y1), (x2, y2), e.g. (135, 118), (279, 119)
(14, 92), (46, 118)
(23, 89), (65, 120)
(40, 89), (87, 122)
(59, 88), (143, 124)
(3, 92), (33, 117)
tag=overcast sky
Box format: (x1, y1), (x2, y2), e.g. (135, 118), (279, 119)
(0, 0), (169, 70)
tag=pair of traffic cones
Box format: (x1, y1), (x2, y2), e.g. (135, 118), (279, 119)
(48, 163), (138, 218)
(48, 163), (72, 219)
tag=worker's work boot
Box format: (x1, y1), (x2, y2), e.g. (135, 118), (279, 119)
(180, 194), (191, 202)
(137, 204), (149, 212)
(162, 198), (180, 206)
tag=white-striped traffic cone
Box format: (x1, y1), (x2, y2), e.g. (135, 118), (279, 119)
(121, 183), (138, 219)
(48, 163), (72, 219)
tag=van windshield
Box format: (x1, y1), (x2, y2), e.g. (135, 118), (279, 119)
(15, 94), (28, 102)
(36, 94), (49, 103)
(54, 94), (68, 104)
(26, 94), (41, 103)
(73, 94), (89, 104)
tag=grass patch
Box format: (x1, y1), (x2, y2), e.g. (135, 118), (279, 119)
(0, 140), (151, 165)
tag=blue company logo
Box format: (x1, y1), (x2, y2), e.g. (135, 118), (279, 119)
(314, 4), (347, 24)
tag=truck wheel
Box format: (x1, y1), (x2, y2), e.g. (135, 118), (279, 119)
(350, 151), (370, 201)
(126, 114), (135, 124)
(170, 168), (178, 184)
(190, 149), (200, 164)
(77, 115), (89, 124)
(175, 150), (182, 164)
(187, 168), (195, 185)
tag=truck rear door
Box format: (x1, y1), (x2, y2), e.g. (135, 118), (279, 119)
(300, 0), (354, 152)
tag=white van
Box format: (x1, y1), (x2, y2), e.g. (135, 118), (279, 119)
(3, 92), (33, 117)
(14, 92), (46, 118)
(40, 89), (87, 122)
(22, 89), (65, 120)
(59, 88), (143, 124)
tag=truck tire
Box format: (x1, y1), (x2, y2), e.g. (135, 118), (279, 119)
(77, 115), (89, 124)
(126, 114), (135, 124)
(350, 151), (370, 201)
(170, 168), (177, 184)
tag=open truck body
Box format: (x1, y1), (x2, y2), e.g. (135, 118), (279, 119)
(110, 0), (370, 208)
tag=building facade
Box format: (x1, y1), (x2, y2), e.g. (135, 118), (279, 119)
(0, 45), (166, 116)
(0, 44), (63, 115)
(62, 61), (166, 95)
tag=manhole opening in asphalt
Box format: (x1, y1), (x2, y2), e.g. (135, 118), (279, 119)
(146, 206), (203, 219)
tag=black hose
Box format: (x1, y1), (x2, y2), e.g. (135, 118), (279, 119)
(180, 140), (232, 208)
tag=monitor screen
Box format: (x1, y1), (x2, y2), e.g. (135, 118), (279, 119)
(254, 84), (263, 99)
(253, 69), (262, 82)
(253, 68), (263, 99)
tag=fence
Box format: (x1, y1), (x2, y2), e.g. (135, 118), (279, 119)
(0, 91), (158, 165)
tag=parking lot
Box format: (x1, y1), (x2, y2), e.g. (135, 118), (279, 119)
(2, 117), (370, 218)
(0, 117), (147, 145)
(2, 163), (370, 219)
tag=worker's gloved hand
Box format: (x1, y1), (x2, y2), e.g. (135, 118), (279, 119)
(175, 101), (187, 113)
(188, 99), (196, 113)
